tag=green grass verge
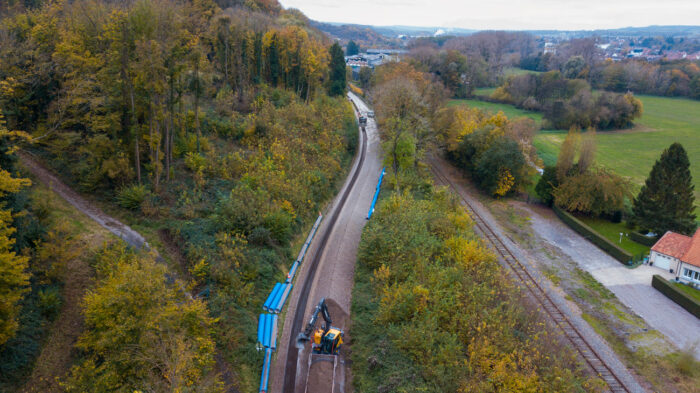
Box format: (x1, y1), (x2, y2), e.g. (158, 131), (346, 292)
(576, 216), (650, 256)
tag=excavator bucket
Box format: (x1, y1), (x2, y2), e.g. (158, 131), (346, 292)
(296, 331), (310, 349)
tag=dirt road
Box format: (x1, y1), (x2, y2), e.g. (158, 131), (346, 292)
(270, 93), (382, 393)
(19, 151), (148, 249)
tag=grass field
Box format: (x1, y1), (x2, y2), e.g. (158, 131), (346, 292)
(473, 87), (497, 97)
(448, 98), (543, 125)
(534, 95), (700, 205)
(576, 215), (650, 256)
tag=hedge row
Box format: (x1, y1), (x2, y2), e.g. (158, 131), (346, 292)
(630, 231), (658, 247)
(651, 275), (700, 319)
(553, 205), (633, 264)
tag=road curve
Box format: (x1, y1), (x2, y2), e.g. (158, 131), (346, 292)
(269, 93), (383, 393)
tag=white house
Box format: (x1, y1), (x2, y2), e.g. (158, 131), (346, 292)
(650, 229), (700, 287)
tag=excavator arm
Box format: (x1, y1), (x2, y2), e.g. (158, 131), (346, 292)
(298, 298), (332, 344)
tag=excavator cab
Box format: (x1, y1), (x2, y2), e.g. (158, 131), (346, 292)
(313, 326), (343, 355)
(297, 298), (344, 355)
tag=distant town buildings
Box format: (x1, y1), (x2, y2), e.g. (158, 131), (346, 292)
(345, 49), (404, 72)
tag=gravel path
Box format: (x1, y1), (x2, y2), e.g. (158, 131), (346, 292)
(270, 93), (382, 393)
(19, 151), (148, 249)
(523, 203), (700, 360)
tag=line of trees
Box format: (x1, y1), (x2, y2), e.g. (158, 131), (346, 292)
(492, 71), (643, 130)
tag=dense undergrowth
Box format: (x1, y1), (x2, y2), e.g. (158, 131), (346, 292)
(351, 190), (601, 392)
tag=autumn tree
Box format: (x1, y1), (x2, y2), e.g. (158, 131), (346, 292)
(64, 244), (221, 393)
(553, 167), (632, 216)
(0, 112), (31, 346)
(556, 128), (579, 181)
(632, 143), (696, 235)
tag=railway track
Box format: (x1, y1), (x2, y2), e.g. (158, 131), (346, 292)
(431, 163), (632, 393)
(281, 95), (368, 393)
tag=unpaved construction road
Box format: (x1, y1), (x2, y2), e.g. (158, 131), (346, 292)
(19, 151), (148, 249)
(270, 93), (382, 393)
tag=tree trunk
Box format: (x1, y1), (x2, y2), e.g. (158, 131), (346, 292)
(194, 58), (201, 153)
(130, 83), (140, 184)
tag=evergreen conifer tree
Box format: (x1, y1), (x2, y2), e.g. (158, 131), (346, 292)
(346, 40), (359, 56)
(632, 143), (696, 236)
(328, 42), (346, 96)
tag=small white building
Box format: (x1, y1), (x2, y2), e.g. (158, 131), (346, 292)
(650, 229), (700, 287)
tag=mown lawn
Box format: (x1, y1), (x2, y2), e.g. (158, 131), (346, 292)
(671, 281), (700, 303)
(448, 98), (543, 125)
(576, 215), (651, 256)
(534, 95), (700, 207)
(473, 87), (497, 98)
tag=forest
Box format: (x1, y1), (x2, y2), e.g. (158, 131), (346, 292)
(0, 0), (354, 391)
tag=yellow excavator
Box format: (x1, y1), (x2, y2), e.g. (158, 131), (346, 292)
(297, 298), (343, 355)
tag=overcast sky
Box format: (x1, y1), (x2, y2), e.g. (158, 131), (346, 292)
(278, 0), (700, 31)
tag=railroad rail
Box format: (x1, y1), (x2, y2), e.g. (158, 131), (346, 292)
(281, 95), (368, 393)
(431, 163), (632, 393)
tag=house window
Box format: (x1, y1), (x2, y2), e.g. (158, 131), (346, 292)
(684, 268), (693, 278)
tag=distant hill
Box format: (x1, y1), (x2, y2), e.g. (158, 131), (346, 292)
(312, 20), (700, 48)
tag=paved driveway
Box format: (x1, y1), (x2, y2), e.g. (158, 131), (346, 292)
(525, 204), (700, 359)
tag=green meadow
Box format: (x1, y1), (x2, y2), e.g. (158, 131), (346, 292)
(450, 95), (700, 206)
(534, 95), (700, 204)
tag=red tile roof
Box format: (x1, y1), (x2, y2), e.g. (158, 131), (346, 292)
(682, 229), (700, 268)
(652, 231), (692, 259)
(652, 229), (700, 268)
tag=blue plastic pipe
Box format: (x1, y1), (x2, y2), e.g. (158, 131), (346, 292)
(269, 283), (286, 312)
(263, 314), (271, 348)
(296, 214), (323, 264)
(269, 315), (278, 350)
(263, 283), (282, 311)
(286, 261), (300, 284)
(259, 348), (272, 392)
(272, 283), (293, 313)
(367, 167), (386, 220)
(257, 314), (265, 349)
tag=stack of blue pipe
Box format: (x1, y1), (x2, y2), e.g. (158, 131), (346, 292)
(367, 167), (386, 220)
(256, 213), (323, 393)
(263, 282), (293, 314)
(256, 314), (277, 393)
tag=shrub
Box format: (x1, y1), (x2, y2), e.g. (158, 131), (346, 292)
(248, 226), (272, 246)
(116, 184), (150, 210)
(37, 286), (62, 319)
(630, 231), (657, 247)
(535, 165), (558, 206)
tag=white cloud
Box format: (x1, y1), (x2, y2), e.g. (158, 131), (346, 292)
(278, 0), (700, 30)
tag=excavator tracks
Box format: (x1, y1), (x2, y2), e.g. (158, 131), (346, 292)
(431, 163), (633, 393)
